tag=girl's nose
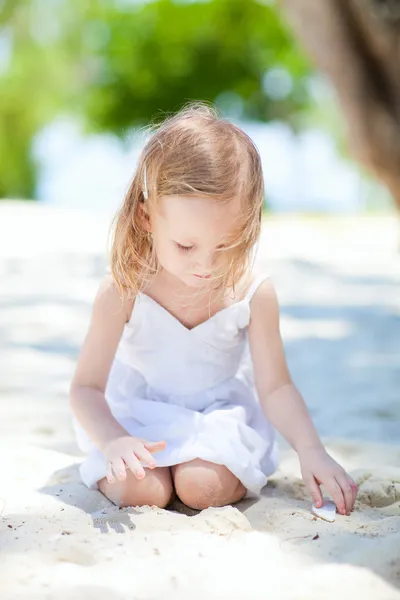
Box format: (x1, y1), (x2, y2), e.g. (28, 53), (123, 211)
(196, 251), (214, 274)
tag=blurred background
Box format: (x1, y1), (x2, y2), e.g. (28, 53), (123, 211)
(0, 0), (399, 457)
(1, 0), (397, 213)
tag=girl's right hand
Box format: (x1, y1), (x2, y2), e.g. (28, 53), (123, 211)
(103, 436), (166, 483)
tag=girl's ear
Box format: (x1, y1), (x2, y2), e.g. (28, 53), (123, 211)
(137, 198), (152, 232)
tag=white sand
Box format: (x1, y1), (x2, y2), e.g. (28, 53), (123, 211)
(1, 202), (400, 599)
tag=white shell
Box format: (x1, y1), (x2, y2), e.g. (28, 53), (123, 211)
(311, 499), (337, 522)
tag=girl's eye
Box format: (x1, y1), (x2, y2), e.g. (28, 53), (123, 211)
(176, 242), (194, 252)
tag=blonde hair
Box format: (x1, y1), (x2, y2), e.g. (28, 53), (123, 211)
(110, 102), (264, 298)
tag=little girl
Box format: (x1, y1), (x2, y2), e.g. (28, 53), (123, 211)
(70, 103), (358, 513)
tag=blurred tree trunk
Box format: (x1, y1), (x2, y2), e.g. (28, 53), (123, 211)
(281, 0), (400, 210)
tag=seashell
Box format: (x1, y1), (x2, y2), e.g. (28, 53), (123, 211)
(311, 498), (337, 522)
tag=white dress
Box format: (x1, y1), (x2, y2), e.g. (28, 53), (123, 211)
(73, 273), (278, 498)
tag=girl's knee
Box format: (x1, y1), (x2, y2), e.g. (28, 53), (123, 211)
(98, 466), (174, 509)
(172, 459), (246, 510)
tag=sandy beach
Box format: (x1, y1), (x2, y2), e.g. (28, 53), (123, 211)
(1, 201), (399, 599)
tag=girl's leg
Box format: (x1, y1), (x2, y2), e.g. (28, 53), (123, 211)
(171, 459), (246, 510)
(98, 466), (175, 508)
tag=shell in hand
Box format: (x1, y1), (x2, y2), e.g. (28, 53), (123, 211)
(311, 498), (337, 522)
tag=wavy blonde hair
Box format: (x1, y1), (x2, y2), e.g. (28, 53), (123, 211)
(110, 102), (264, 299)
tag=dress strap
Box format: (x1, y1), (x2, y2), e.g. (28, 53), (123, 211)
(245, 273), (270, 302)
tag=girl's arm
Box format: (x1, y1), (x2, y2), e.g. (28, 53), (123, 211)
(248, 278), (357, 515)
(69, 278), (133, 451)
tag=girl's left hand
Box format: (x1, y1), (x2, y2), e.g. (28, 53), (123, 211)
(298, 446), (358, 515)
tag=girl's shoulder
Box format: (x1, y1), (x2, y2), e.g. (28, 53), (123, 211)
(239, 269), (271, 303)
(95, 275), (135, 324)
(246, 269), (280, 323)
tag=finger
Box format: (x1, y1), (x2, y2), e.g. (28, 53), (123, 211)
(133, 445), (158, 469)
(326, 478), (346, 515)
(335, 474), (354, 515)
(348, 476), (358, 511)
(111, 457), (127, 482)
(123, 452), (146, 480)
(142, 440), (166, 454)
(106, 461), (114, 484)
(305, 474), (323, 507)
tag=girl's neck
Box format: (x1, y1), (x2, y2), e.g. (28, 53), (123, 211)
(145, 268), (250, 309)
(152, 269), (218, 304)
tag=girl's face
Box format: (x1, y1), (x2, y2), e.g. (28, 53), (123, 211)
(150, 195), (241, 288)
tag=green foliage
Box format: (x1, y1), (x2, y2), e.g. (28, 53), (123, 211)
(0, 0), (76, 198)
(0, 0), (312, 199)
(73, 0), (311, 135)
